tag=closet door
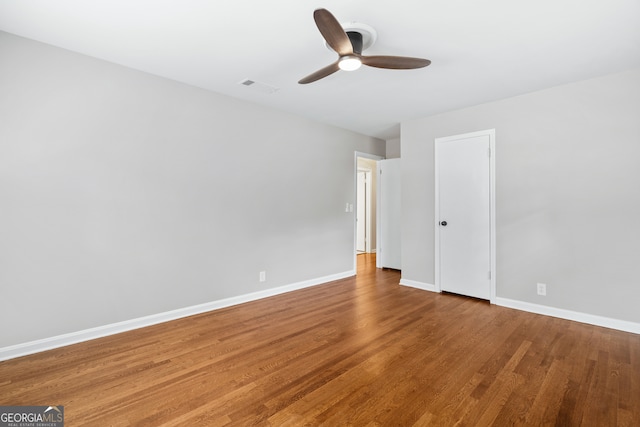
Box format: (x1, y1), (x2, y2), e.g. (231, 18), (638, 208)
(436, 130), (494, 300)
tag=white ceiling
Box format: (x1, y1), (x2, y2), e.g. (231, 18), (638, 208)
(1, 0), (639, 140)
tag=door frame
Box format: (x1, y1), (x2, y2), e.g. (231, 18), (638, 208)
(434, 129), (496, 303)
(354, 152), (384, 272)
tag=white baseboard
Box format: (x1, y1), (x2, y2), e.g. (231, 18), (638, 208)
(0, 270), (355, 362)
(397, 282), (639, 335)
(495, 297), (640, 335)
(400, 278), (438, 293)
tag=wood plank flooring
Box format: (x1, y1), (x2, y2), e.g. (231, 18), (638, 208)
(1, 253), (639, 426)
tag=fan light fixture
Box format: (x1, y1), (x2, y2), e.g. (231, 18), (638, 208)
(338, 55), (362, 71)
(298, 9), (430, 84)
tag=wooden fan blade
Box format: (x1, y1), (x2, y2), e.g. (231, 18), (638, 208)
(298, 61), (341, 84)
(361, 55), (431, 70)
(313, 9), (353, 56)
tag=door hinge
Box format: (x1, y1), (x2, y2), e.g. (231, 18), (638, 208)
(488, 271), (492, 280)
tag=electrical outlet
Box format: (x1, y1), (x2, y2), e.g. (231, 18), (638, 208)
(259, 271), (266, 282)
(537, 283), (547, 296)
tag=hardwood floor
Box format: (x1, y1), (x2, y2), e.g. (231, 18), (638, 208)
(1, 253), (639, 426)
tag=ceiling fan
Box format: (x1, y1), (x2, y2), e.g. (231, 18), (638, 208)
(299, 8), (431, 84)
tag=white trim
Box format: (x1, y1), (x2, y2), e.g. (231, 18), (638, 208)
(400, 278), (438, 292)
(434, 129), (496, 303)
(434, 140), (441, 291)
(0, 270), (355, 362)
(489, 131), (496, 302)
(376, 160), (382, 269)
(495, 297), (640, 335)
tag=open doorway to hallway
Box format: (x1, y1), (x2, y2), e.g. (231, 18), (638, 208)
(356, 156), (378, 255)
(354, 153), (383, 273)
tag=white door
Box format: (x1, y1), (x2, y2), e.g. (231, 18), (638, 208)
(436, 130), (495, 300)
(379, 159), (401, 270)
(356, 171), (367, 252)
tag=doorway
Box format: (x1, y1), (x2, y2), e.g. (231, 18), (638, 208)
(435, 129), (496, 302)
(354, 153), (383, 273)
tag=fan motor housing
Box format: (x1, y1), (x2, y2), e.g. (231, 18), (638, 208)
(347, 32), (364, 54)
(324, 22), (377, 53)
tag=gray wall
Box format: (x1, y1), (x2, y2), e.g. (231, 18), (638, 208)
(0, 32), (385, 348)
(401, 68), (640, 323)
(385, 138), (401, 159)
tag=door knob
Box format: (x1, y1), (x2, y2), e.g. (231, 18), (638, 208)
(440, 221), (447, 226)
